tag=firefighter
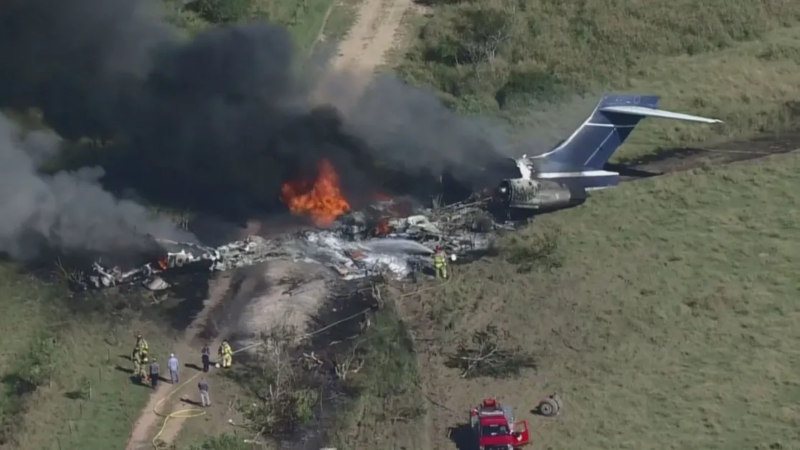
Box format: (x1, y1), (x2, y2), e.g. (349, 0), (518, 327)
(432, 246), (448, 279)
(218, 340), (233, 368)
(135, 334), (149, 359)
(139, 352), (150, 384)
(132, 347), (141, 377)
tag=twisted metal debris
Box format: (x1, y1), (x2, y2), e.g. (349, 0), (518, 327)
(77, 197), (513, 291)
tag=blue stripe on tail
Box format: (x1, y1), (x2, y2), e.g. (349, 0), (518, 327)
(542, 95), (660, 170)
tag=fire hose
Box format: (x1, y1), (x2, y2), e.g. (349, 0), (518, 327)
(147, 270), (455, 449)
(147, 307), (377, 449)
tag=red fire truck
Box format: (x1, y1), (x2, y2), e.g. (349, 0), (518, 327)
(469, 398), (531, 450)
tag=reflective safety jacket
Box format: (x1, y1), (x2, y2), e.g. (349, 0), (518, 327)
(433, 252), (446, 268)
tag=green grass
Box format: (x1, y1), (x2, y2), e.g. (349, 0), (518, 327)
(611, 26), (800, 161)
(252, 0), (337, 51)
(318, 0), (361, 44)
(307, 0), (362, 60)
(397, 0), (800, 158)
(329, 303), (425, 449)
(0, 263), (173, 450)
(14, 322), (173, 450)
(0, 2), (365, 447)
(0, 266), (62, 445)
(419, 152), (800, 449)
(161, 0), (342, 52)
(184, 433), (252, 450)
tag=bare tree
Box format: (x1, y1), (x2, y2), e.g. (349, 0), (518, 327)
(54, 258), (85, 286)
(446, 325), (537, 378)
(457, 4), (520, 65)
(238, 324), (318, 437)
(334, 339), (366, 381)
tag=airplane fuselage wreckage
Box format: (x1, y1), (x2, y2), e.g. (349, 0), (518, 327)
(496, 94), (722, 213)
(76, 94), (721, 292)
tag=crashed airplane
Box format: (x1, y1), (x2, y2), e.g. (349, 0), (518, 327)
(496, 94), (722, 214)
(77, 198), (501, 291)
(75, 94), (722, 292)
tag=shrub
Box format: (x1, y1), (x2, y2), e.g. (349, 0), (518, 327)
(505, 228), (564, 273)
(15, 334), (58, 391)
(183, 433), (251, 450)
(186, 0), (255, 24)
(445, 325), (537, 378)
(231, 325), (319, 438)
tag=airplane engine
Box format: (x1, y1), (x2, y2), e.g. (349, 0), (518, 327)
(497, 178), (587, 211)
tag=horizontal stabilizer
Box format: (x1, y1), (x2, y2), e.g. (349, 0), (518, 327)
(522, 94), (724, 191)
(599, 105), (723, 124)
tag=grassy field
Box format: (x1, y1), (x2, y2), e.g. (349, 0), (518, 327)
(326, 303), (425, 449)
(252, 0), (338, 51)
(397, 0), (800, 159)
(0, 264), (174, 450)
(12, 0), (800, 449)
(400, 152), (800, 449)
(163, 0), (353, 53)
(0, 0), (364, 448)
(315, 0), (362, 48)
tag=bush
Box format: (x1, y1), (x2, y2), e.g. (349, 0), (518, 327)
(186, 0), (255, 24)
(0, 333), (59, 445)
(495, 68), (572, 108)
(445, 325), (537, 378)
(505, 228), (564, 273)
(293, 388), (318, 423)
(15, 334), (58, 391)
(400, 0), (800, 113)
(231, 325), (319, 438)
(183, 433), (252, 450)
(357, 305), (417, 398)
(420, 5), (521, 67)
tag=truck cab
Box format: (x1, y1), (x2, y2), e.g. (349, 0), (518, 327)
(470, 398), (530, 450)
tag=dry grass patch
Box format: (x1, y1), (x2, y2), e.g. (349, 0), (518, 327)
(397, 0), (800, 156)
(408, 152), (800, 449)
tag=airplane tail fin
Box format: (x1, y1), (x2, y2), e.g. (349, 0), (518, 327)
(531, 94), (722, 190)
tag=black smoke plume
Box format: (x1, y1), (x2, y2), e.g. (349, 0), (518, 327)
(0, 113), (194, 261)
(0, 0), (512, 255)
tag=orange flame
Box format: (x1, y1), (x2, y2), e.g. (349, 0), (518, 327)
(281, 159), (351, 227)
(157, 258), (168, 270)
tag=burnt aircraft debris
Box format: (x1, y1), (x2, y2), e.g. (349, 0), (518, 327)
(71, 94), (723, 292)
(75, 197), (512, 292)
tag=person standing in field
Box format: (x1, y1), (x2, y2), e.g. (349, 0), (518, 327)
(149, 358), (160, 389)
(168, 353), (179, 384)
(198, 377), (210, 407)
(201, 344), (211, 372)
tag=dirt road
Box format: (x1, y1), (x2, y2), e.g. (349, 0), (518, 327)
(125, 0), (416, 444)
(124, 223), (262, 450)
(331, 0), (411, 72)
(124, 281), (237, 449)
(313, 0), (414, 113)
